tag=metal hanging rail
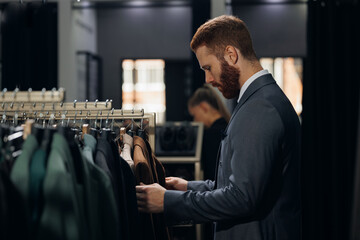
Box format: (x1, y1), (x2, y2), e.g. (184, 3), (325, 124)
(0, 88), (65, 103)
(0, 99), (113, 112)
(0, 100), (156, 150)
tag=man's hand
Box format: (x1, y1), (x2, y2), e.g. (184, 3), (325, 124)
(165, 177), (188, 191)
(136, 183), (166, 213)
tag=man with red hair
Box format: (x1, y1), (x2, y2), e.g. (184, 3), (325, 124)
(136, 15), (301, 240)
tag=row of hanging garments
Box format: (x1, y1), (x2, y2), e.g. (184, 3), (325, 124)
(0, 115), (171, 240)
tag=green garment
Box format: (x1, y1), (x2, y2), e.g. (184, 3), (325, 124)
(82, 134), (97, 164)
(10, 134), (39, 200)
(82, 133), (119, 240)
(29, 149), (46, 233)
(37, 133), (86, 240)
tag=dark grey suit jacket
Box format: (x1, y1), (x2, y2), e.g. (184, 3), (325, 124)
(164, 74), (301, 240)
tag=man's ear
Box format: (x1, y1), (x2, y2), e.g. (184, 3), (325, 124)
(224, 45), (238, 65)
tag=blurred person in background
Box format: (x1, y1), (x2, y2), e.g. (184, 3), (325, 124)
(188, 83), (230, 181)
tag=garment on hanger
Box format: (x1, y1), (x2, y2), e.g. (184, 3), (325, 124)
(82, 134), (96, 164)
(133, 136), (171, 240)
(29, 148), (46, 237)
(79, 134), (120, 240)
(38, 132), (87, 240)
(120, 133), (134, 171)
(144, 138), (171, 240)
(133, 136), (156, 240)
(119, 155), (141, 240)
(110, 137), (131, 240)
(10, 134), (39, 203)
(81, 133), (120, 240)
(28, 126), (55, 236)
(95, 135), (130, 240)
(1, 126), (24, 171)
(145, 139), (166, 188)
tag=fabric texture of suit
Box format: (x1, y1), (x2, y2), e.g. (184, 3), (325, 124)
(164, 74), (301, 240)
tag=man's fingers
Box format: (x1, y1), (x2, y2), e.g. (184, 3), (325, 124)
(136, 185), (146, 193)
(136, 192), (146, 201)
(135, 183), (165, 214)
(165, 178), (174, 183)
(165, 180), (175, 190)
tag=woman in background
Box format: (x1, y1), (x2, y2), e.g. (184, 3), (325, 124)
(188, 84), (230, 181)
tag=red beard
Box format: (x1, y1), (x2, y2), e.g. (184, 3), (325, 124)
(216, 59), (240, 99)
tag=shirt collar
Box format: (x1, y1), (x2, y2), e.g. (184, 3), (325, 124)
(237, 69), (270, 103)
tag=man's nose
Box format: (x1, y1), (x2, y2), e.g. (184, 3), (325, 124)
(205, 72), (214, 84)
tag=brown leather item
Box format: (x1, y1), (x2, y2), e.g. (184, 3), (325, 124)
(133, 136), (171, 240)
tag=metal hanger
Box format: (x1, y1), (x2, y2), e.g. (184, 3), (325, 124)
(1, 103), (7, 124)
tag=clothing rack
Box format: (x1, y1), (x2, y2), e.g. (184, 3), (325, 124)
(0, 99), (156, 150)
(0, 91), (160, 240)
(0, 100), (113, 114)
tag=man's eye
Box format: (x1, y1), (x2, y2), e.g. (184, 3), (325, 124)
(201, 66), (211, 72)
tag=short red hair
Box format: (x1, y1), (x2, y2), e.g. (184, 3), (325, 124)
(190, 15), (257, 61)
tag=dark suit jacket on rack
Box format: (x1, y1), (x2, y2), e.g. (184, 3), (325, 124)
(133, 136), (170, 240)
(164, 74), (301, 240)
(95, 137), (129, 240)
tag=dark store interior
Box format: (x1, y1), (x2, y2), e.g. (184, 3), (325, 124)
(0, 0), (359, 240)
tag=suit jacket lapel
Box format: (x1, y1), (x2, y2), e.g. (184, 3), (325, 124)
(226, 74), (276, 132)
